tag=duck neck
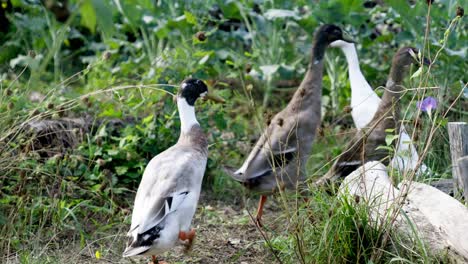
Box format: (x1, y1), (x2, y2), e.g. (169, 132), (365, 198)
(388, 61), (407, 86)
(177, 97), (199, 135)
(289, 39), (327, 112)
(303, 39), (327, 94)
(384, 61), (407, 101)
(311, 39), (328, 65)
(340, 44), (361, 75)
(339, 44), (375, 106)
(373, 60), (408, 127)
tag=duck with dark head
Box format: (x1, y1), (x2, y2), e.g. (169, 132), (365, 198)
(230, 24), (355, 227)
(123, 78), (224, 264)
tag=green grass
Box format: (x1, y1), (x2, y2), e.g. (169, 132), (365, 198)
(0, 0), (466, 263)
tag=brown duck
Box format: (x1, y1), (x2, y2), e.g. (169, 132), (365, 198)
(318, 46), (430, 185)
(230, 24), (355, 226)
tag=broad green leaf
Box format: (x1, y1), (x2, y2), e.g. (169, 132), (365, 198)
(155, 24), (169, 39)
(92, 0), (114, 37)
(385, 134), (399, 146)
(220, 1), (241, 19)
(184, 11), (197, 25)
(80, 0), (97, 33)
(116, 166), (128, 175)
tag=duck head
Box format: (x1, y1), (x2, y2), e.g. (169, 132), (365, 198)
(178, 78), (225, 105)
(387, 47), (431, 88)
(315, 24), (355, 46)
(393, 47), (431, 68)
(312, 25), (355, 62)
(177, 78), (224, 134)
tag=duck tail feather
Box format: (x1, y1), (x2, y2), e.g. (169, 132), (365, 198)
(222, 166), (246, 182)
(122, 245), (150, 257)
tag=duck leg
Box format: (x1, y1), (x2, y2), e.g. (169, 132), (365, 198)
(179, 228), (196, 252)
(149, 255), (168, 264)
(255, 195), (267, 227)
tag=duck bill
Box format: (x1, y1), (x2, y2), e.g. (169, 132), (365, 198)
(342, 32), (356, 43)
(204, 91), (225, 103)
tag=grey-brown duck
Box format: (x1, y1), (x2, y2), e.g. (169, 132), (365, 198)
(230, 24), (355, 226)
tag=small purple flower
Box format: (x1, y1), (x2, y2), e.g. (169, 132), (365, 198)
(417, 96), (438, 112)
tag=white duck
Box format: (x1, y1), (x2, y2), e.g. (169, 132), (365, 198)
(123, 79), (223, 263)
(329, 40), (430, 176)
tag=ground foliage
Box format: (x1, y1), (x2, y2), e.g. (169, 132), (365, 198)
(0, 0), (466, 263)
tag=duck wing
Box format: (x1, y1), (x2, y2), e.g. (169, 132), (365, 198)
(234, 113), (300, 182)
(332, 127), (390, 179)
(123, 147), (204, 256)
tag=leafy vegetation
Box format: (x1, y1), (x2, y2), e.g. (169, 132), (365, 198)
(0, 0), (466, 263)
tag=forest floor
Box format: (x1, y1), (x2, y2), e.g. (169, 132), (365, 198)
(9, 195), (279, 264)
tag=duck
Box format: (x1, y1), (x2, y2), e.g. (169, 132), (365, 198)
(318, 46), (430, 184)
(123, 79), (224, 264)
(230, 24), (355, 226)
(329, 40), (431, 176)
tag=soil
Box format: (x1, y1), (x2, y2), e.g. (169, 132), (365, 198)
(23, 195), (281, 264)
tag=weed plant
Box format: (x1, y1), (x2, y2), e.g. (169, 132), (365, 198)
(0, 0), (465, 263)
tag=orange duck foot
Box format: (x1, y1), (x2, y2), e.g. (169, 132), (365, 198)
(149, 255), (168, 264)
(254, 195), (267, 227)
(179, 228), (196, 252)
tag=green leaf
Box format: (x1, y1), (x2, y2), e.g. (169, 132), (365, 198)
(92, 0), (114, 37)
(107, 149), (119, 156)
(385, 134), (399, 146)
(437, 117), (448, 127)
(376, 145), (393, 152)
(115, 166), (128, 175)
(410, 67), (423, 79)
(142, 114), (154, 124)
(80, 0), (97, 34)
(184, 11), (197, 25)
(213, 111), (227, 130)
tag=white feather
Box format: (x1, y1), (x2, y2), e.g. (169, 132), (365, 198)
(177, 97), (199, 134)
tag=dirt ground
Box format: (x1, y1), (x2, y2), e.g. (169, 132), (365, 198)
(29, 195), (281, 264)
